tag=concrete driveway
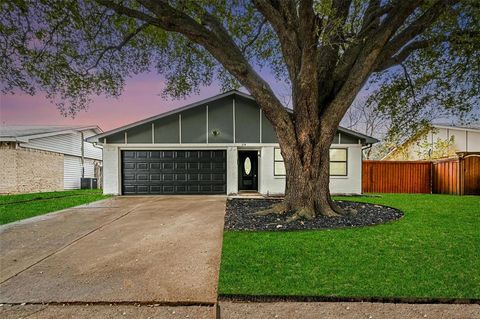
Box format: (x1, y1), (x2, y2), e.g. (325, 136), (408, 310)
(0, 196), (226, 314)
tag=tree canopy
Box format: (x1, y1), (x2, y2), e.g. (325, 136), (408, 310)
(2, 0), (478, 118)
(2, 0), (479, 217)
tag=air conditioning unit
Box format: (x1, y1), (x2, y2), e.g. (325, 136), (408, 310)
(81, 178), (98, 189)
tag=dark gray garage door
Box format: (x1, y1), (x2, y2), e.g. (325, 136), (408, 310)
(122, 150), (226, 195)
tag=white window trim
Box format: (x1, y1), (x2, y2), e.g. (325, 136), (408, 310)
(273, 148), (285, 176)
(273, 147), (349, 177)
(330, 148), (348, 177)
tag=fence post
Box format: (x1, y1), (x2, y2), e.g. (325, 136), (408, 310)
(429, 161), (433, 194)
(458, 153), (465, 196)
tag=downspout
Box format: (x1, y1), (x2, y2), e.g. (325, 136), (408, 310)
(362, 143), (373, 159)
(361, 143), (373, 195)
(81, 131), (85, 178)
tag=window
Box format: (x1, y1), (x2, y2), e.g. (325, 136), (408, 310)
(244, 156), (252, 175)
(330, 148), (347, 176)
(273, 147), (348, 177)
(274, 148), (285, 176)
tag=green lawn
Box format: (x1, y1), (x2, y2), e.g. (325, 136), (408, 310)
(219, 194), (480, 299)
(0, 189), (110, 225)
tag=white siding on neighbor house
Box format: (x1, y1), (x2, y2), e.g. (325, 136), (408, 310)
(83, 129), (103, 160)
(468, 131), (480, 151)
(425, 127), (480, 153)
(64, 156), (97, 189)
(402, 127), (480, 160)
(84, 159), (96, 179)
(64, 155), (82, 189)
(449, 129), (466, 150)
(20, 129), (102, 160)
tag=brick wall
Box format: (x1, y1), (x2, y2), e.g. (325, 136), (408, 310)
(0, 143), (18, 193)
(0, 143), (64, 194)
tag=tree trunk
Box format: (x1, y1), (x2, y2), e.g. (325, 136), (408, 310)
(258, 133), (343, 219)
(259, 86), (347, 219)
(280, 139), (343, 219)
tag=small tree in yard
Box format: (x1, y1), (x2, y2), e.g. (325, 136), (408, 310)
(2, 1), (479, 218)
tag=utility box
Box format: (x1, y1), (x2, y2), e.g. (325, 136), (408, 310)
(81, 178), (98, 189)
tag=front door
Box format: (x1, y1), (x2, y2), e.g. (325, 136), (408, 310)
(238, 151), (258, 191)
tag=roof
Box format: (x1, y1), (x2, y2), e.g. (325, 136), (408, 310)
(0, 125), (103, 142)
(88, 90), (378, 144)
(432, 124), (480, 133)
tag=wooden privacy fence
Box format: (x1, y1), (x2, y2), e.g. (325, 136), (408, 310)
(432, 158), (460, 194)
(463, 154), (480, 195)
(362, 160), (432, 193)
(362, 154), (480, 195)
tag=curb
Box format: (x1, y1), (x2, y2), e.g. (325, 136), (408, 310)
(219, 294), (480, 305)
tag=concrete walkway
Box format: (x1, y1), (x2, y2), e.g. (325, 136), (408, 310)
(0, 196), (226, 318)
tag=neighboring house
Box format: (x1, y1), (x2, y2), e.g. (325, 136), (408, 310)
(0, 125), (103, 194)
(88, 91), (377, 196)
(383, 124), (480, 161)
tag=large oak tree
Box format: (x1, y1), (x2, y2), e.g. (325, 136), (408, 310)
(1, 0), (479, 218)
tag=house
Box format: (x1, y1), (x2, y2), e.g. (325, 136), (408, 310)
(383, 124), (480, 161)
(87, 91), (378, 196)
(0, 125), (103, 194)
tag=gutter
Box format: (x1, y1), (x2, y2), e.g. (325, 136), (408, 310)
(0, 137), (29, 143)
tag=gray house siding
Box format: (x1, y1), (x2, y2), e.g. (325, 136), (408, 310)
(208, 97), (234, 143)
(154, 115), (179, 143)
(235, 96), (260, 143)
(261, 112), (277, 143)
(106, 132), (125, 144)
(97, 93), (371, 145)
(127, 123), (152, 144)
(181, 105), (207, 143)
(340, 133), (359, 144)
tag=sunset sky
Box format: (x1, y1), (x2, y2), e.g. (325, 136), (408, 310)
(0, 70), (293, 132)
(0, 72), (222, 132)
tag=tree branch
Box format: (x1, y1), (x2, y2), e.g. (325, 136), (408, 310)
(86, 23), (148, 72)
(400, 63), (419, 107)
(95, 0), (163, 27)
(333, 1), (421, 90)
(359, 0), (396, 35)
(241, 18), (267, 54)
(375, 30), (478, 71)
(317, 0), (353, 106)
(375, 0), (458, 70)
(321, 1), (424, 130)
(375, 39), (430, 71)
(252, 0), (301, 79)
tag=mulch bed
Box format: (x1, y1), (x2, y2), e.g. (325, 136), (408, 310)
(225, 198), (404, 231)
